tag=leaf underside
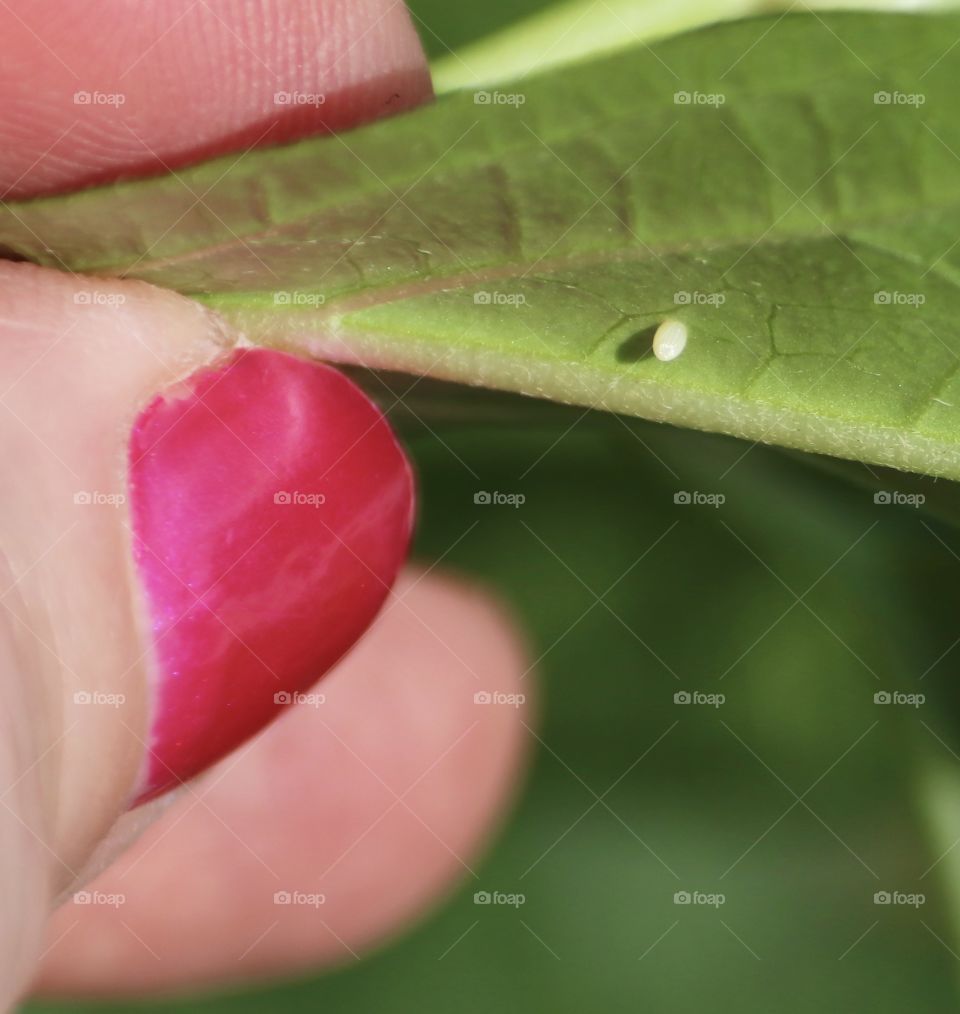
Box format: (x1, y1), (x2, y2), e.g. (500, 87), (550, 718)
(3, 12), (960, 477)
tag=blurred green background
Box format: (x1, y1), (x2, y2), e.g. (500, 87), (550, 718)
(29, 1), (960, 1010)
(404, 0), (556, 59)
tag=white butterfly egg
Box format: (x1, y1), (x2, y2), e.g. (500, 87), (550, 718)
(653, 319), (688, 362)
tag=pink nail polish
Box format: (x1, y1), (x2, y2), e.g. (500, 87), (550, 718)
(127, 349), (414, 806)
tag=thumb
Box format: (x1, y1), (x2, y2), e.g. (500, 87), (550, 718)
(0, 0), (430, 1002)
(0, 262), (412, 1003)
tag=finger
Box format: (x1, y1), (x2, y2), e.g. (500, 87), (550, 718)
(0, 252), (412, 1000)
(0, 616), (51, 1008)
(33, 569), (532, 996)
(0, 261), (224, 1004)
(0, 0), (432, 198)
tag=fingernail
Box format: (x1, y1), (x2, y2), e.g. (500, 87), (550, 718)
(127, 348), (414, 806)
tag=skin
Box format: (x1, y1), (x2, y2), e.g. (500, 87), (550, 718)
(0, 0), (532, 1004)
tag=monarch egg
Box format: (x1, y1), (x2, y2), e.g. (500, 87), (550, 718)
(653, 319), (688, 362)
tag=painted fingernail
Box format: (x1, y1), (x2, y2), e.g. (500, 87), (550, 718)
(127, 348), (414, 806)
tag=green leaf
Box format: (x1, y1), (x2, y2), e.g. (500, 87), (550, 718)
(3, 12), (960, 477)
(429, 0), (759, 91)
(429, 0), (960, 92)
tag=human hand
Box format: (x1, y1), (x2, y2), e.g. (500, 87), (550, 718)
(0, 1), (530, 1003)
